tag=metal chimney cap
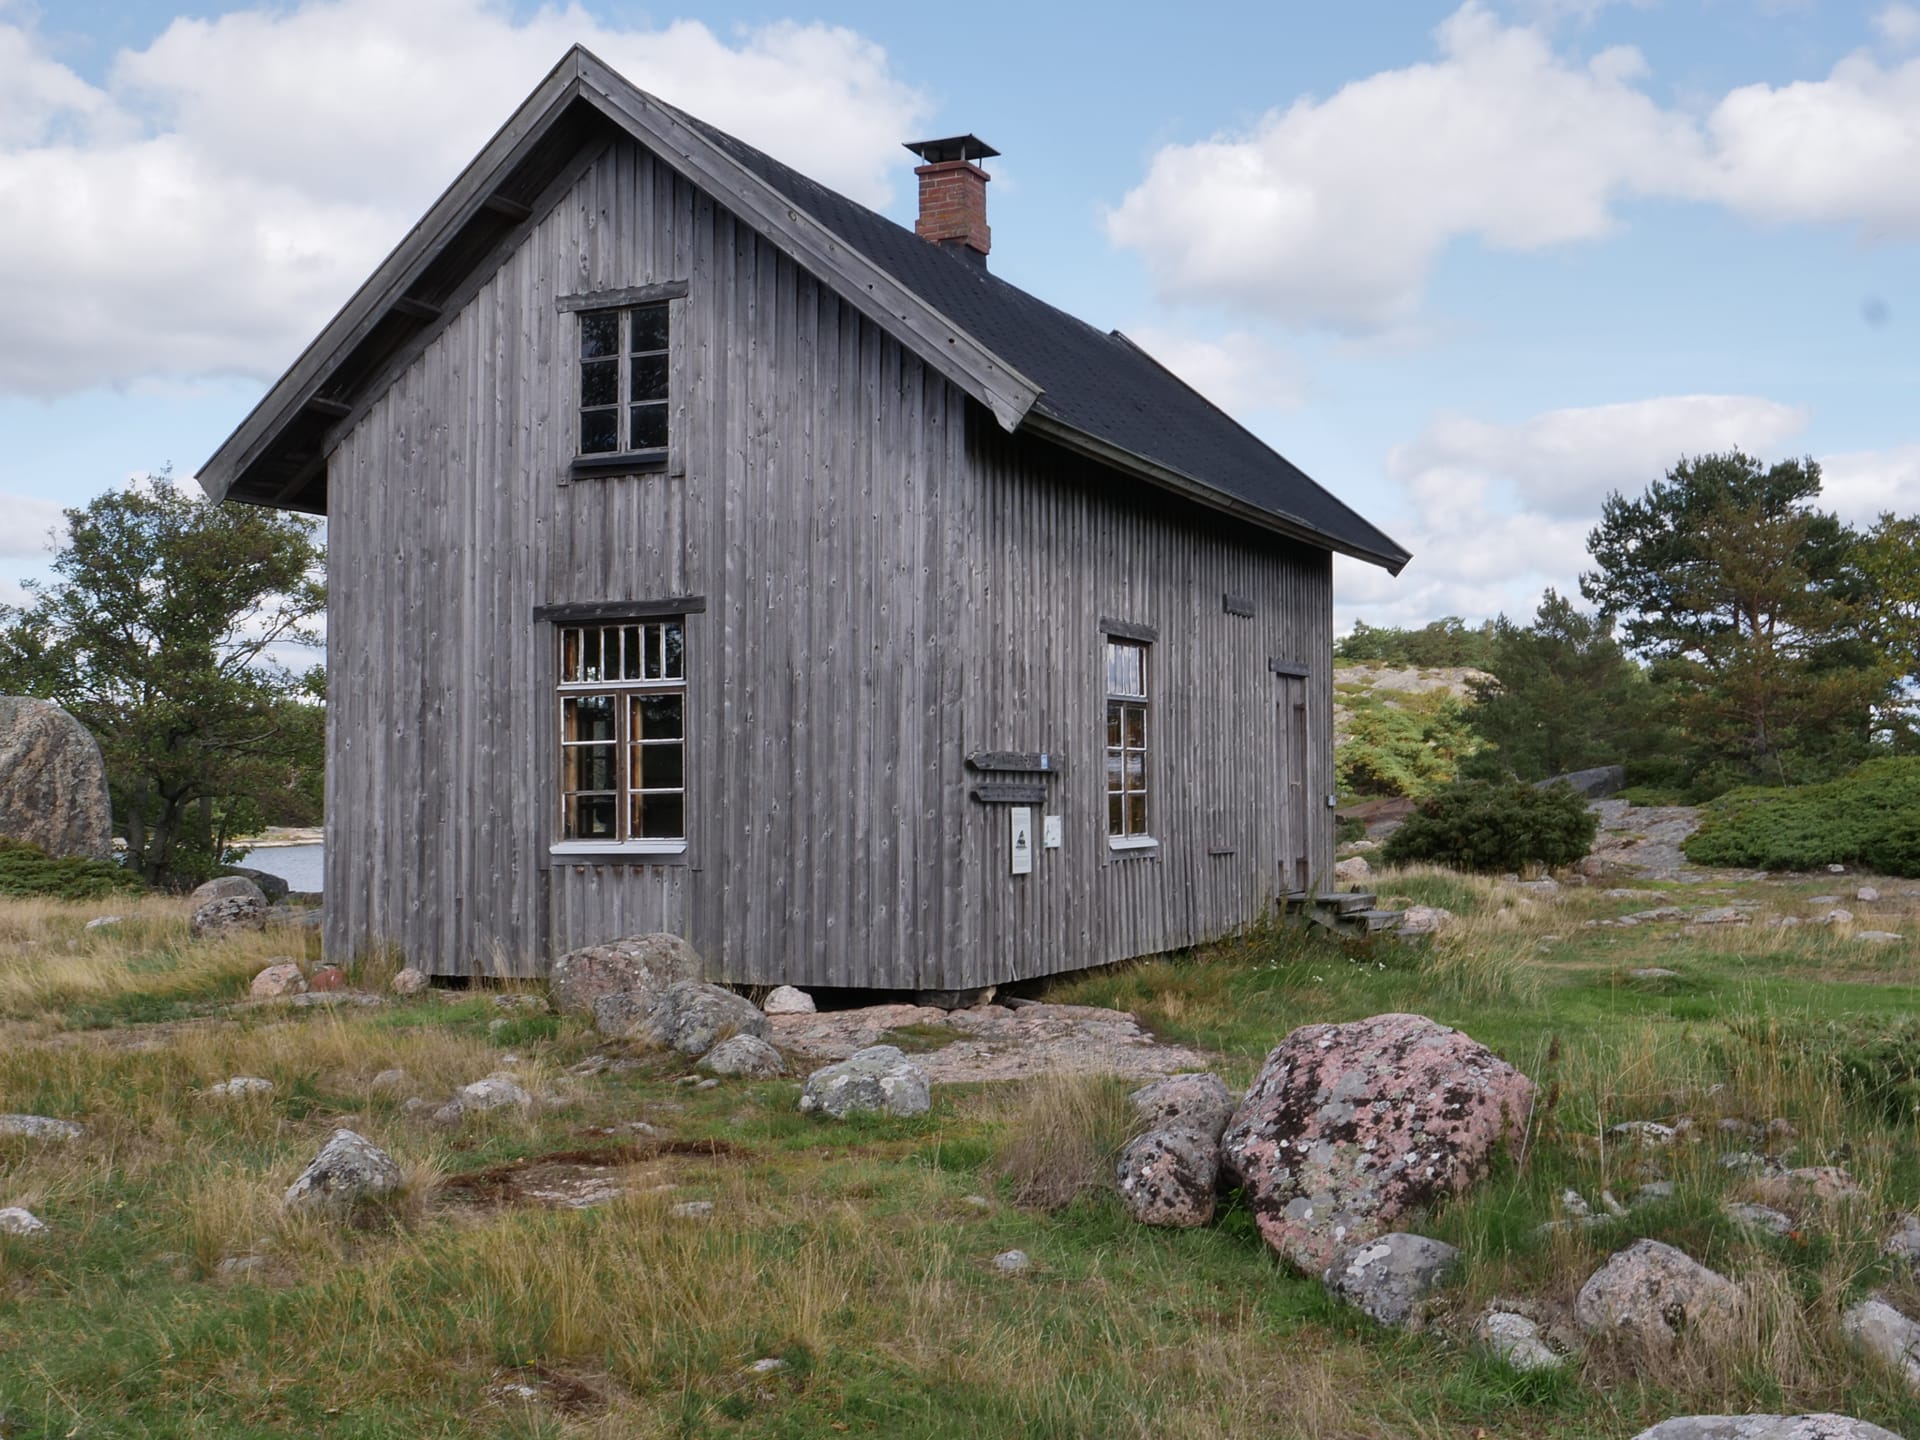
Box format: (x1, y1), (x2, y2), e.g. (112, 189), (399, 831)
(903, 135), (1000, 165)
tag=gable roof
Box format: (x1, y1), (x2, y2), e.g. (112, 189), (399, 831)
(199, 47), (1409, 574)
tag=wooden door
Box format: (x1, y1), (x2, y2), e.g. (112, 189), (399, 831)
(1276, 673), (1311, 894)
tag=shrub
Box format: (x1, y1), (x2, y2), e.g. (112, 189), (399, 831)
(1682, 756), (1920, 875)
(1381, 780), (1597, 873)
(0, 838), (145, 901)
(1335, 687), (1479, 799)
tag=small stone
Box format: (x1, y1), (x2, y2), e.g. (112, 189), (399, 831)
(962, 1194), (991, 1209)
(1633, 1182), (1675, 1208)
(283, 1128), (402, 1212)
(84, 915), (122, 931)
(1630, 967), (1682, 980)
(694, 1077), (719, 1090)
(1633, 1417), (1905, 1440)
(698, 1034), (787, 1078)
(249, 962), (307, 998)
(458, 1075), (533, 1112)
(1856, 931), (1904, 944)
(206, 1076), (274, 1099)
(1807, 895), (1841, 905)
(1844, 1298), (1920, 1391)
(798, 1045), (931, 1119)
(0, 1114), (83, 1142)
(746, 1357), (788, 1375)
(1333, 855), (1371, 885)
(307, 965), (348, 992)
(0, 1206), (48, 1236)
(1396, 905), (1454, 937)
(217, 1254), (268, 1277)
(1723, 1201), (1796, 1236)
(1824, 909), (1855, 926)
(1322, 1232), (1460, 1328)
(1886, 1215), (1920, 1269)
(1475, 1309), (1563, 1372)
(1608, 1120), (1677, 1146)
(1828, 863), (1847, 873)
(992, 1249), (1031, 1273)
(1719, 1151), (1781, 1175)
(762, 985), (816, 1015)
(1755, 1166), (1863, 1205)
(1690, 907), (1750, 926)
(390, 968), (430, 996)
(1857, 886), (1881, 903)
(1575, 1239), (1739, 1347)
(370, 1068), (412, 1091)
(670, 1200), (714, 1220)
(1561, 1188), (1593, 1218)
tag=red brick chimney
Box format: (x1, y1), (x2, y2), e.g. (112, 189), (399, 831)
(904, 135), (1000, 263)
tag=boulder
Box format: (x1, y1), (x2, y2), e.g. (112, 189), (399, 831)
(221, 866), (290, 902)
(191, 893), (267, 939)
(282, 1129), (403, 1212)
(249, 962), (308, 998)
(0, 696), (112, 859)
(263, 904), (323, 931)
(1322, 1232), (1459, 1328)
(1723, 1201), (1795, 1236)
(1633, 1420), (1905, 1440)
(1219, 1013), (1533, 1271)
(390, 968), (430, 997)
(1843, 1298), (1920, 1391)
(548, 933), (705, 1016)
(1537, 764), (1626, 799)
(1475, 1309), (1563, 1372)
(1397, 905), (1454, 937)
(1116, 1130), (1220, 1228)
(623, 980), (770, 1057)
(1127, 1073), (1234, 1141)
(762, 984), (816, 1015)
(591, 989), (651, 1037)
(798, 1045), (930, 1119)
(457, 1075), (533, 1112)
(1575, 1239), (1739, 1347)
(0, 1206), (48, 1236)
(1858, 886), (1881, 903)
(1333, 855), (1371, 885)
(189, 875), (267, 909)
(0, 1113), (83, 1141)
(698, 1034), (787, 1078)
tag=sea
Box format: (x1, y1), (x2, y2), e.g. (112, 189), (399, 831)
(239, 843), (324, 894)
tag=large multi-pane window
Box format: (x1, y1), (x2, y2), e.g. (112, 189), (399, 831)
(1105, 638), (1150, 842)
(578, 303), (670, 457)
(557, 619), (685, 846)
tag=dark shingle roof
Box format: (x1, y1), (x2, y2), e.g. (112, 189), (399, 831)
(676, 107), (1409, 572)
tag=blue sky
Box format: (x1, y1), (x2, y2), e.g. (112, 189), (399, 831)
(4, 0), (1918, 628)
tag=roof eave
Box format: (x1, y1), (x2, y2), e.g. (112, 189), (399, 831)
(1022, 412), (1412, 575)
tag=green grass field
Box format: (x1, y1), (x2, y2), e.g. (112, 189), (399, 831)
(2, 868), (1918, 1438)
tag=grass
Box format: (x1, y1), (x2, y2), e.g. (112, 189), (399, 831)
(0, 871), (1917, 1438)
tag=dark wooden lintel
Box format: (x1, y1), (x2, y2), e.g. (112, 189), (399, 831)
(533, 596), (707, 624)
(1268, 658), (1310, 678)
(1099, 617), (1158, 643)
(557, 280), (692, 313)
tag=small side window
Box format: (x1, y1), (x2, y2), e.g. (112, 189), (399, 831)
(578, 302), (670, 458)
(1104, 638), (1151, 844)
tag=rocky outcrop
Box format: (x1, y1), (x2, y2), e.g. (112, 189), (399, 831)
(548, 933), (704, 1016)
(620, 981), (770, 1057)
(283, 1129), (402, 1212)
(0, 696), (111, 860)
(1575, 1240), (1739, 1347)
(1220, 1013), (1533, 1271)
(1322, 1232), (1459, 1328)
(799, 1045), (930, 1118)
(1633, 1420), (1906, 1440)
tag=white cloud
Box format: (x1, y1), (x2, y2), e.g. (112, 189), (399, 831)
(1819, 443), (1920, 522)
(1109, 3), (1920, 331)
(1121, 328), (1306, 414)
(0, 493), (67, 561)
(1388, 394), (1812, 517)
(0, 2), (929, 395)
(1876, 3), (1920, 51)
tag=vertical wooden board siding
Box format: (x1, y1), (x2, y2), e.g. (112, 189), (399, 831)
(324, 131), (1336, 986)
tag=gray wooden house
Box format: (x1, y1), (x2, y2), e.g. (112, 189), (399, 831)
(199, 48), (1409, 986)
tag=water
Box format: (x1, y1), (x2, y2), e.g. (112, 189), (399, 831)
(240, 843), (324, 894)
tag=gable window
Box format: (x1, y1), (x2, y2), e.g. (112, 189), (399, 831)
(1105, 637), (1151, 845)
(555, 618), (686, 852)
(578, 302), (670, 458)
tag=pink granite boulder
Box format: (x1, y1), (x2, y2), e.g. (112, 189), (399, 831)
(249, 962), (308, 999)
(1220, 1013), (1534, 1271)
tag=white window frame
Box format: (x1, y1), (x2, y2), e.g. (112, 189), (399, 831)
(1105, 636), (1156, 850)
(551, 618), (688, 856)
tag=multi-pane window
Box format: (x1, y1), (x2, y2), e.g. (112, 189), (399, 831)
(557, 619), (686, 845)
(578, 303), (670, 456)
(1105, 638), (1150, 840)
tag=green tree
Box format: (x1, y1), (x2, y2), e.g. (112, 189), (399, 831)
(1860, 511), (1920, 748)
(0, 474), (325, 888)
(1463, 589), (1656, 782)
(1335, 616), (1498, 669)
(1580, 451), (1886, 785)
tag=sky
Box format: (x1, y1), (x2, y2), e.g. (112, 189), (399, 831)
(2, 0), (1918, 632)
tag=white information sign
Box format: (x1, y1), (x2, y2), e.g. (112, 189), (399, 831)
(1043, 814), (1063, 850)
(1010, 806), (1034, 875)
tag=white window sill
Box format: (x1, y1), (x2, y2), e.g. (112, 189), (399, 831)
(550, 840), (687, 857)
(1107, 835), (1159, 853)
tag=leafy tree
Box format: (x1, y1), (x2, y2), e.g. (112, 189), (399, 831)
(1860, 511), (1920, 747)
(0, 473), (325, 888)
(1335, 616), (1499, 669)
(1581, 451), (1886, 785)
(1463, 589), (1660, 782)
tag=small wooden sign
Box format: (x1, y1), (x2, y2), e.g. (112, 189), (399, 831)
(971, 782), (1048, 804)
(966, 751), (1063, 775)
(1223, 592), (1255, 617)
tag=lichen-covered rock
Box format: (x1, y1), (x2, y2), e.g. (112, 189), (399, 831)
(762, 985), (816, 1015)
(698, 1034), (787, 1078)
(249, 962), (307, 998)
(192, 892), (268, 938)
(1219, 1013), (1534, 1271)
(623, 980), (770, 1057)
(1128, 1073), (1234, 1141)
(206, 1076), (274, 1099)
(1633, 1418), (1906, 1440)
(1843, 1298), (1920, 1391)
(282, 1129), (402, 1212)
(189, 875), (267, 909)
(1116, 1130), (1219, 1227)
(0, 1113), (83, 1142)
(0, 696), (111, 859)
(1397, 905), (1455, 937)
(390, 968), (429, 996)
(1322, 1232), (1460, 1328)
(799, 1045), (930, 1119)
(1475, 1310), (1564, 1372)
(457, 1075), (533, 1112)
(1575, 1239), (1739, 1347)
(0, 1206), (48, 1236)
(549, 933), (705, 1016)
